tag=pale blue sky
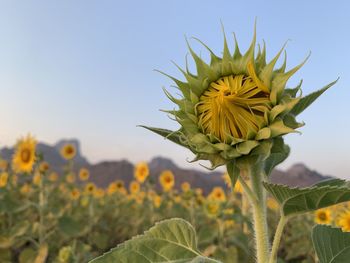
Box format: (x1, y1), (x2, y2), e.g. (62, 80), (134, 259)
(0, 1), (349, 178)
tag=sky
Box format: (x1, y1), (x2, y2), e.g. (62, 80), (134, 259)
(0, 1), (349, 179)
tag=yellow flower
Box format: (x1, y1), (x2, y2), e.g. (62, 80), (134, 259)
(85, 182), (96, 195)
(59, 183), (68, 193)
(115, 180), (125, 191)
(205, 201), (220, 218)
(39, 162), (50, 173)
(20, 183), (32, 194)
(60, 143), (76, 160)
(181, 182), (191, 192)
(174, 195), (182, 204)
(153, 195), (162, 208)
(12, 135), (37, 173)
(79, 168), (90, 181)
(234, 181), (243, 194)
(66, 173), (76, 184)
(80, 196), (89, 207)
(159, 170), (175, 192)
(195, 188), (203, 196)
(33, 172), (42, 186)
(0, 160), (9, 171)
(70, 188), (80, 200)
(0, 172), (9, 188)
(129, 180), (140, 194)
(107, 182), (118, 195)
(315, 209), (332, 225)
(337, 211), (350, 232)
(267, 198), (279, 211)
(208, 187), (226, 202)
(93, 188), (105, 199)
(48, 172), (58, 182)
(134, 162), (149, 183)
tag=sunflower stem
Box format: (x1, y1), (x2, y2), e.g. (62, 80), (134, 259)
(241, 163), (270, 263)
(268, 215), (288, 263)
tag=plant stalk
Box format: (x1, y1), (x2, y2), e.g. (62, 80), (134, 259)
(268, 215), (288, 263)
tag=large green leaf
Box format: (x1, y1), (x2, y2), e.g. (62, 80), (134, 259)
(290, 79), (338, 116)
(263, 179), (350, 216)
(312, 225), (350, 263)
(89, 218), (221, 263)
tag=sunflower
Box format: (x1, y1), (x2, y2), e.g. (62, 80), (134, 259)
(208, 187), (226, 202)
(129, 180), (140, 194)
(0, 160), (8, 171)
(20, 183), (32, 195)
(234, 180), (243, 194)
(79, 168), (90, 181)
(222, 173), (232, 188)
(315, 209), (332, 225)
(153, 195), (162, 208)
(337, 211), (350, 232)
(48, 172), (58, 182)
(267, 198), (279, 211)
(66, 173), (76, 184)
(70, 188), (80, 200)
(107, 182), (118, 195)
(60, 143), (76, 160)
(159, 170), (175, 192)
(33, 172), (42, 186)
(12, 135), (37, 173)
(205, 201), (220, 218)
(134, 162), (149, 183)
(143, 26), (336, 170)
(181, 182), (191, 192)
(0, 172), (9, 188)
(85, 182), (96, 195)
(39, 162), (50, 173)
(93, 188), (105, 199)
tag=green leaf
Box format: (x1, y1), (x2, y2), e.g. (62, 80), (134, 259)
(312, 225), (350, 263)
(290, 79), (338, 116)
(58, 216), (84, 237)
(89, 218), (221, 263)
(140, 126), (189, 149)
(263, 179), (350, 216)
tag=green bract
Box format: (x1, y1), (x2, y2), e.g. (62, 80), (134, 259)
(143, 25), (337, 170)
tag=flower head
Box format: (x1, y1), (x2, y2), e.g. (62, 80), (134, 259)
(337, 211), (350, 232)
(60, 143), (76, 160)
(181, 182), (191, 192)
(129, 180), (140, 194)
(79, 168), (90, 181)
(208, 187), (226, 202)
(315, 208), (332, 225)
(134, 162), (149, 183)
(159, 170), (175, 192)
(12, 135), (37, 173)
(143, 25), (336, 169)
(0, 172), (9, 188)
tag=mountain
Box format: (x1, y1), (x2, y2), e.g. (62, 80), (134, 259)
(1, 139), (332, 192)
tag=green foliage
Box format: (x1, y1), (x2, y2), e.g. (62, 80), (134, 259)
(89, 218), (221, 263)
(263, 179), (350, 216)
(290, 79), (338, 116)
(312, 225), (350, 263)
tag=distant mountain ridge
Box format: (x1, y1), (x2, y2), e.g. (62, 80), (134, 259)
(0, 139), (332, 192)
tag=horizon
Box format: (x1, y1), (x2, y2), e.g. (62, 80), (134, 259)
(1, 1), (349, 179)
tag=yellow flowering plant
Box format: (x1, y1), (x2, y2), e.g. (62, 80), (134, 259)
(89, 23), (350, 263)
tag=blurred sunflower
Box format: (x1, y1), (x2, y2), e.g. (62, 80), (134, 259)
(0, 160), (8, 171)
(315, 209), (332, 225)
(70, 188), (80, 200)
(33, 172), (42, 186)
(129, 180), (140, 194)
(12, 135), (37, 173)
(208, 187), (226, 202)
(107, 182), (118, 195)
(85, 182), (96, 195)
(39, 161), (50, 173)
(337, 211), (350, 232)
(153, 195), (162, 208)
(66, 173), (76, 184)
(205, 201), (220, 218)
(134, 162), (149, 183)
(0, 172), (9, 188)
(159, 170), (175, 192)
(93, 188), (105, 199)
(181, 182), (191, 192)
(20, 183), (32, 195)
(60, 143), (76, 160)
(79, 168), (90, 181)
(222, 173), (232, 188)
(48, 172), (58, 182)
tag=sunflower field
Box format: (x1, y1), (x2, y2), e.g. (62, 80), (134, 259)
(1, 135), (350, 263)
